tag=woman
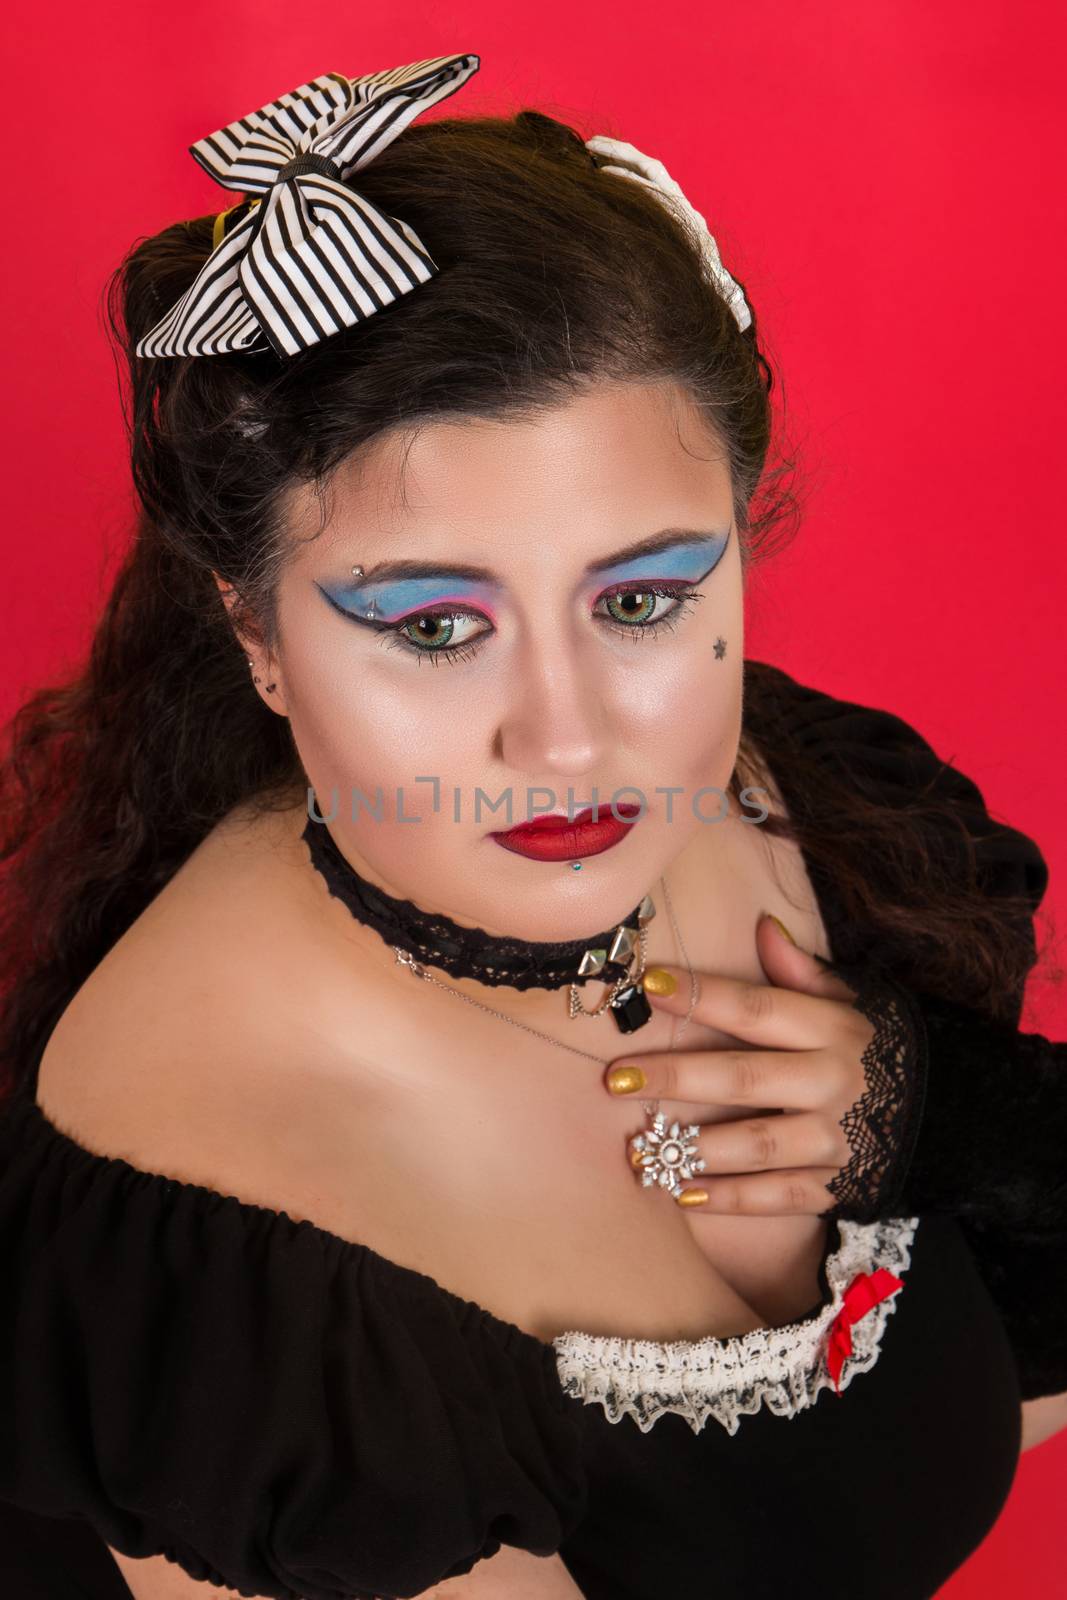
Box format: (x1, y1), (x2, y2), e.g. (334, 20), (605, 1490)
(0, 56), (1064, 1600)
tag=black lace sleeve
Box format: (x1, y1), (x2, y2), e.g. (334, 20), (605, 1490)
(816, 964), (930, 1227)
(753, 662), (1064, 1399)
(810, 960), (1067, 1400)
(880, 992), (1067, 1401)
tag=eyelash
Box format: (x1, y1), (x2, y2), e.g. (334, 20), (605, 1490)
(377, 582), (708, 668)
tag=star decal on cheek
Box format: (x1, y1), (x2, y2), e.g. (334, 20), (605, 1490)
(714, 637), (727, 660)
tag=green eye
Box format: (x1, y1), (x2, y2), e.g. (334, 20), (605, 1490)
(402, 615), (456, 648)
(595, 583), (706, 635)
(374, 583), (708, 669)
(603, 590), (660, 625)
(393, 611), (492, 658)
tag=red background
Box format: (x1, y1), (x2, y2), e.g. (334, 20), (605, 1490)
(1, 1), (1064, 1589)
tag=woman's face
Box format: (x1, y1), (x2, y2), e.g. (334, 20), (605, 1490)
(252, 378), (744, 942)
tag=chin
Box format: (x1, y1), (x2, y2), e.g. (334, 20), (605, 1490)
(456, 834), (671, 944)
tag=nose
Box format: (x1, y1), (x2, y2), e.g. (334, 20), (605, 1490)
(494, 627), (613, 781)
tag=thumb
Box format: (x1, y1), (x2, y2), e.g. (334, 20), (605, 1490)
(757, 912), (857, 1002)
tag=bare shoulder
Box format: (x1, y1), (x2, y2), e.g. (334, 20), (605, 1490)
(106, 1533), (584, 1600)
(34, 796), (392, 1221)
(105, 1545), (255, 1600)
(1020, 1389), (1067, 1452)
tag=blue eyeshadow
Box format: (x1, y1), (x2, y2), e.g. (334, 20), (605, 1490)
(323, 576), (498, 624)
(593, 531), (729, 589)
(320, 529), (730, 625)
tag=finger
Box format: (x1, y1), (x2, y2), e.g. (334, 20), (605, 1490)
(663, 1166), (844, 1216)
(794, 965), (859, 1004)
(757, 916), (860, 1005)
(607, 1046), (843, 1112)
(639, 965), (853, 1050)
(630, 1110), (851, 1181)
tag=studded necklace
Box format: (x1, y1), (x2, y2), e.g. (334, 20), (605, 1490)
(301, 816), (694, 1041)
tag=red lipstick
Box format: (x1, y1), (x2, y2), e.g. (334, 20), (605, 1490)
(490, 804), (642, 861)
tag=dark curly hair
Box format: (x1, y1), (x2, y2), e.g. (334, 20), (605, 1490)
(0, 106), (1054, 1102)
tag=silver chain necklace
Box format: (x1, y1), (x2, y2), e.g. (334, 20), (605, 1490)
(392, 873), (700, 1123)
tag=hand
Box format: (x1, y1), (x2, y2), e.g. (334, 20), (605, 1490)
(603, 914), (909, 1218)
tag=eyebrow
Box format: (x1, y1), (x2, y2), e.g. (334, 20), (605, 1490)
(341, 528), (729, 587)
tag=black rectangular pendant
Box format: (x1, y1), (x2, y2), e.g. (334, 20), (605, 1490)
(609, 983), (653, 1033)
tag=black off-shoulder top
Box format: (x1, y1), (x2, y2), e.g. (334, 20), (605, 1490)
(0, 659), (1061, 1600)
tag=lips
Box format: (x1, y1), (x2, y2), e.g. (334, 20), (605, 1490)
(490, 804), (642, 862)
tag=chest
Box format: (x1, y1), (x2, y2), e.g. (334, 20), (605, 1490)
(296, 1059), (829, 1348)
(294, 964), (831, 1350)
(269, 806), (837, 1347)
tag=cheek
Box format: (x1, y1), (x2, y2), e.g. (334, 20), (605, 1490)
(601, 627), (743, 779)
(648, 677), (743, 805)
(276, 611), (494, 837)
(287, 676), (481, 885)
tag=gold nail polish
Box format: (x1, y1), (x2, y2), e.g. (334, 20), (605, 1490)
(641, 968), (678, 996)
(768, 914), (796, 946)
(676, 1189), (709, 1207)
(606, 1065), (646, 1095)
(629, 1144), (648, 1169)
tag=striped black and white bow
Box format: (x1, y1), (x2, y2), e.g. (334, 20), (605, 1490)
(137, 54), (480, 360)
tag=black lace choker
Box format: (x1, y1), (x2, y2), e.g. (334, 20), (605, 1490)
(301, 817), (649, 992)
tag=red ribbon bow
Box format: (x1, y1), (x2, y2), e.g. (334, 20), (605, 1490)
(826, 1267), (905, 1395)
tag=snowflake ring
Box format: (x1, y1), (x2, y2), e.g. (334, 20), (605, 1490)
(631, 1111), (707, 1198)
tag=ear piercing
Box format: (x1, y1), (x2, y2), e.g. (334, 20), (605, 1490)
(247, 655), (277, 695)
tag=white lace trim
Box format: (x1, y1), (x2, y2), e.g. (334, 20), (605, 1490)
(552, 1215), (919, 1435)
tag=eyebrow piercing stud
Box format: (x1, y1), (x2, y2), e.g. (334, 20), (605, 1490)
(349, 565), (377, 618)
